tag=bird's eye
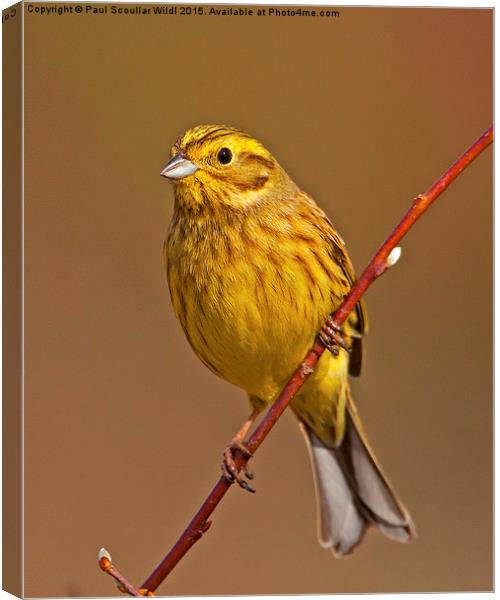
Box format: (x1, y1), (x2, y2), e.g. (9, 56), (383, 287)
(217, 147), (233, 165)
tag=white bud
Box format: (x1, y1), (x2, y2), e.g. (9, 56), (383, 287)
(98, 547), (112, 562)
(387, 247), (402, 267)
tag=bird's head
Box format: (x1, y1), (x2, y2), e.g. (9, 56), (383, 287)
(161, 125), (294, 211)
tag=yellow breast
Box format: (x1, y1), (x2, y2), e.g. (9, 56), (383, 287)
(165, 200), (351, 404)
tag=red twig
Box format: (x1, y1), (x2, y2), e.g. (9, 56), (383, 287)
(100, 126), (493, 595)
(98, 549), (147, 597)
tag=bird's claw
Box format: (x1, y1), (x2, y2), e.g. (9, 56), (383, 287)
(319, 318), (351, 356)
(222, 442), (256, 493)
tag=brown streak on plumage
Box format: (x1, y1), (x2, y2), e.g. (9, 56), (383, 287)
(295, 253), (316, 288)
(275, 266), (285, 288)
(260, 221), (283, 237)
(265, 250), (282, 270)
(186, 126), (252, 150)
(199, 354), (224, 377)
(241, 226), (259, 250)
(295, 233), (314, 243)
(194, 322), (209, 348)
(176, 290), (188, 328)
(190, 126), (228, 145)
(231, 176), (269, 192)
(310, 247), (335, 283)
(222, 232), (234, 264)
(240, 152), (275, 171)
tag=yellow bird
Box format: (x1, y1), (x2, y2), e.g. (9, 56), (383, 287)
(161, 124), (415, 555)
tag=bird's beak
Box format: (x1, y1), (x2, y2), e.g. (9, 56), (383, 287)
(160, 152), (198, 180)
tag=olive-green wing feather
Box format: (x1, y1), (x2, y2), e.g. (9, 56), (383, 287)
(295, 193), (367, 376)
(322, 215), (368, 377)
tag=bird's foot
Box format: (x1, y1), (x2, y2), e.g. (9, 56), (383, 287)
(319, 317), (351, 356)
(222, 441), (255, 493)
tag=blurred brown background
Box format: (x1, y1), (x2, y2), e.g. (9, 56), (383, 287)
(22, 5), (492, 596)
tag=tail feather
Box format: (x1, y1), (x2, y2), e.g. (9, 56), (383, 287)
(300, 404), (415, 556)
(304, 426), (368, 554)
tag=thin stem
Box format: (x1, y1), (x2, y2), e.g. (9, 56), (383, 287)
(98, 549), (146, 597)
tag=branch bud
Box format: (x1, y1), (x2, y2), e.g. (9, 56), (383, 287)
(386, 246), (402, 267)
(98, 547), (112, 562)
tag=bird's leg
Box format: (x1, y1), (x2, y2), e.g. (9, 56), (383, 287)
(222, 408), (260, 493)
(319, 316), (351, 356)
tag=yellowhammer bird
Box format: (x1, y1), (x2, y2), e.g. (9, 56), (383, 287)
(161, 124), (415, 556)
